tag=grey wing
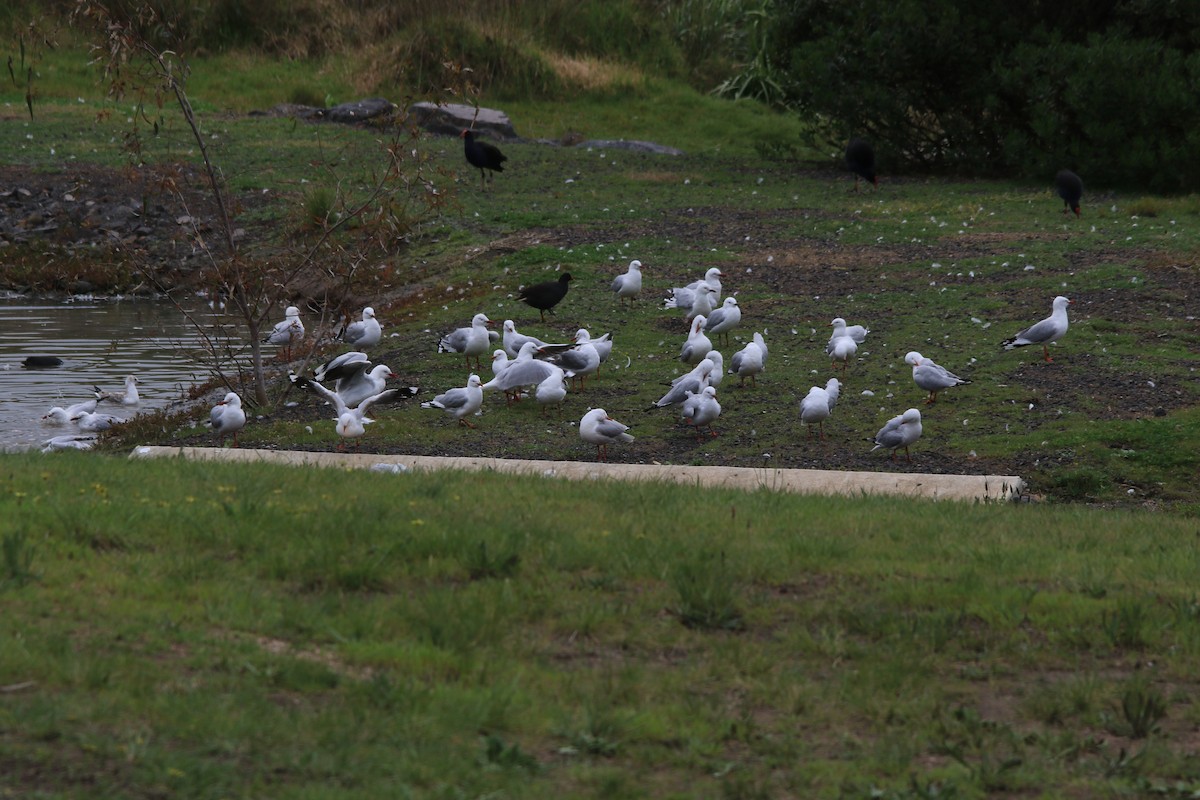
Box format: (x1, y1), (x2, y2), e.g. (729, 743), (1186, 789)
(873, 416), (905, 447)
(1017, 317), (1057, 344)
(317, 352), (370, 382)
(432, 387), (468, 409)
(439, 327), (468, 353)
(554, 349), (590, 371)
(295, 374), (350, 415)
(343, 321), (366, 345)
(656, 377), (697, 407)
(357, 388), (401, 415)
(611, 275), (625, 293)
(704, 309), (726, 331)
(595, 418), (630, 439)
(498, 360), (554, 389)
(729, 350), (744, 373)
(210, 405), (224, 428)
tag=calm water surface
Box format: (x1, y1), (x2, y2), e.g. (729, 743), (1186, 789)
(0, 294), (246, 451)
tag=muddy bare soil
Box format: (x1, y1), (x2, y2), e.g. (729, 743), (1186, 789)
(7, 163), (1198, 502)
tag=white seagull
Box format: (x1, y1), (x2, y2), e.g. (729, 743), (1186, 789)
(72, 411), (125, 433)
(826, 325), (858, 374)
(647, 357), (716, 411)
(540, 329), (600, 389)
(438, 313), (494, 371)
(829, 317), (869, 345)
(208, 392), (246, 447)
(906, 351), (971, 404)
(871, 408), (923, 462)
(501, 319), (564, 359)
(729, 336), (765, 386)
(1002, 295), (1071, 362)
(681, 385), (721, 439)
(338, 306), (382, 349)
(310, 352), (405, 409)
(422, 374), (485, 428)
(664, 267), (723, 310)
(679, 315), (714, 365)
(267, 305), (304, 359)
(43, 397), (98, 426)
(611, 259), (643, 304)
(800, 378), (841, 440)
(704, 297), (741, 345)
(41, 434), (97, 453)
(482, 342), (566, 400)
(534, 371), (568, 415)
(580, 408), (635, 462)
(294, 376), (404, 447)
(95, 375), (140, 406)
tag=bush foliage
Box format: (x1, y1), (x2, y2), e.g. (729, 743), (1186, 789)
(770, 0), (1200, 190)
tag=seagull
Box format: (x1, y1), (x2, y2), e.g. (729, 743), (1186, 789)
(461, 129), (507, 190)
(540, 329), (600, 389)
(422, 374), (485, 428)
(704, 297), (741, 345)
(664, 267), (723, 310)
(501, 319), (556, 358)
(294, 376), (405, 447)
(310, 352), (406, 408)
(906, 351), (971, 404)
(871, 408), (923, 462)
(1002, 296), (1071, 362)
(208, 392), (246, 447)
(611, 259), (643, 304)
(647, 357), (716, 411)
(829, 317), (869, 345)
(438, 313), (494, 371)
(41, 434), (96, 453)
(729, 337), (765, 386)
(337, 307), (382, 349)
(43, 397), (98, 426)
(72, 411), (125, 432)
(534, 371), (568, 415)
(591, 332), (614, 372)
(266, 305), (304, 360)
(95, 375), (140, 406)
(826, 325), (857, 374)
(482, 342), (566, 399)
(680, 284), (717, 323)
(800, 378), (841, 440)
(580, 408), (634, 462)
(679, 315), (713, 365)
(681, 385), (721, 440)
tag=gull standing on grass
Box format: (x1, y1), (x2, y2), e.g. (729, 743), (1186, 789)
(540, 329), (600, 389)
(800, 378), (841, 440)
(870, 408), (923, 462)
(681, 385), (721, 439)
(293, 375), (405, 447)
(647, 357), (717, 411)
(580, 408), (635, 462)
(422, 374), (485, 428)
(664, 267), (723, 310)
(704, 297), (741, 345)
(679, 315), (713, 365)
(906, 351), (971, 404)
(438, 313), (494, 371)
(338, 306), (382, 349)
(208, 391), (246, 447)
(1001, 296), (1071, 363)
(826, 323), (858, 374)
(611, 259), (643, 304)
(729, 334), (766, 386)
(482, 342), (566, 402)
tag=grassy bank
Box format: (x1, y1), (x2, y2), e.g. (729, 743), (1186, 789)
(3, 452), (1200, 797)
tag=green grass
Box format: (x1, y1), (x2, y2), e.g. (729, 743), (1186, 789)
(3, 452), (1200, 797)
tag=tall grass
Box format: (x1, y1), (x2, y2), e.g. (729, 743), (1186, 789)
(3, 452), (1200, 795)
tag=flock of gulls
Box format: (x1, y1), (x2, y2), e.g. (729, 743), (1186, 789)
(33, 136), (1079, 464)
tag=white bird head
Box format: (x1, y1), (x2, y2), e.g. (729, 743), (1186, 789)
(904, 351), (925, 366)
(363, 307), (375, 319)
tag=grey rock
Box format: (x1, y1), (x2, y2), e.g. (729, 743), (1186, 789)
(407, 102), (519, 140)
(322, 98), (397, 124)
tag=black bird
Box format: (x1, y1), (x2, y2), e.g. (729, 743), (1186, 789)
(461, 129), (507, 190)
(21, 356), (64, 369)
(845, 137), (877, 191)
(517, 273), (572, 322)
(1054, 169), (1083, 217)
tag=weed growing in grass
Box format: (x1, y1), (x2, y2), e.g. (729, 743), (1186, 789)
(300, 185), (336, 231)
(459, 539), (521, 580)
(930, 706), (1025, 793)
(1101, 599), (1150, 649)
(1114, 677), (1167, 739)
(670, 549), (744, 631)
(480, 733), (540, 773)
(1, 531), (39, 589)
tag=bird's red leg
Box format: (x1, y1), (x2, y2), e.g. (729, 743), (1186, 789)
(1043, 346), (1053, 363)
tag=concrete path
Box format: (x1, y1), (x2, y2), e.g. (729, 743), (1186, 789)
(130, 446), (1025, 503)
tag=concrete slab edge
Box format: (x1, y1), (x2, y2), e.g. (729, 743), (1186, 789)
(130, 446), (1026, 503)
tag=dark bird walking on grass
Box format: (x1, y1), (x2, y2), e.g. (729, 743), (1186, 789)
(518, 273), (572, 321)
(845, 137), (877, 190)
(1054, 169), (1083, 217)
(461, 129), (507, 190)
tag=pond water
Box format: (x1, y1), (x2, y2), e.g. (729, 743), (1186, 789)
(0, 294), (250, 452)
